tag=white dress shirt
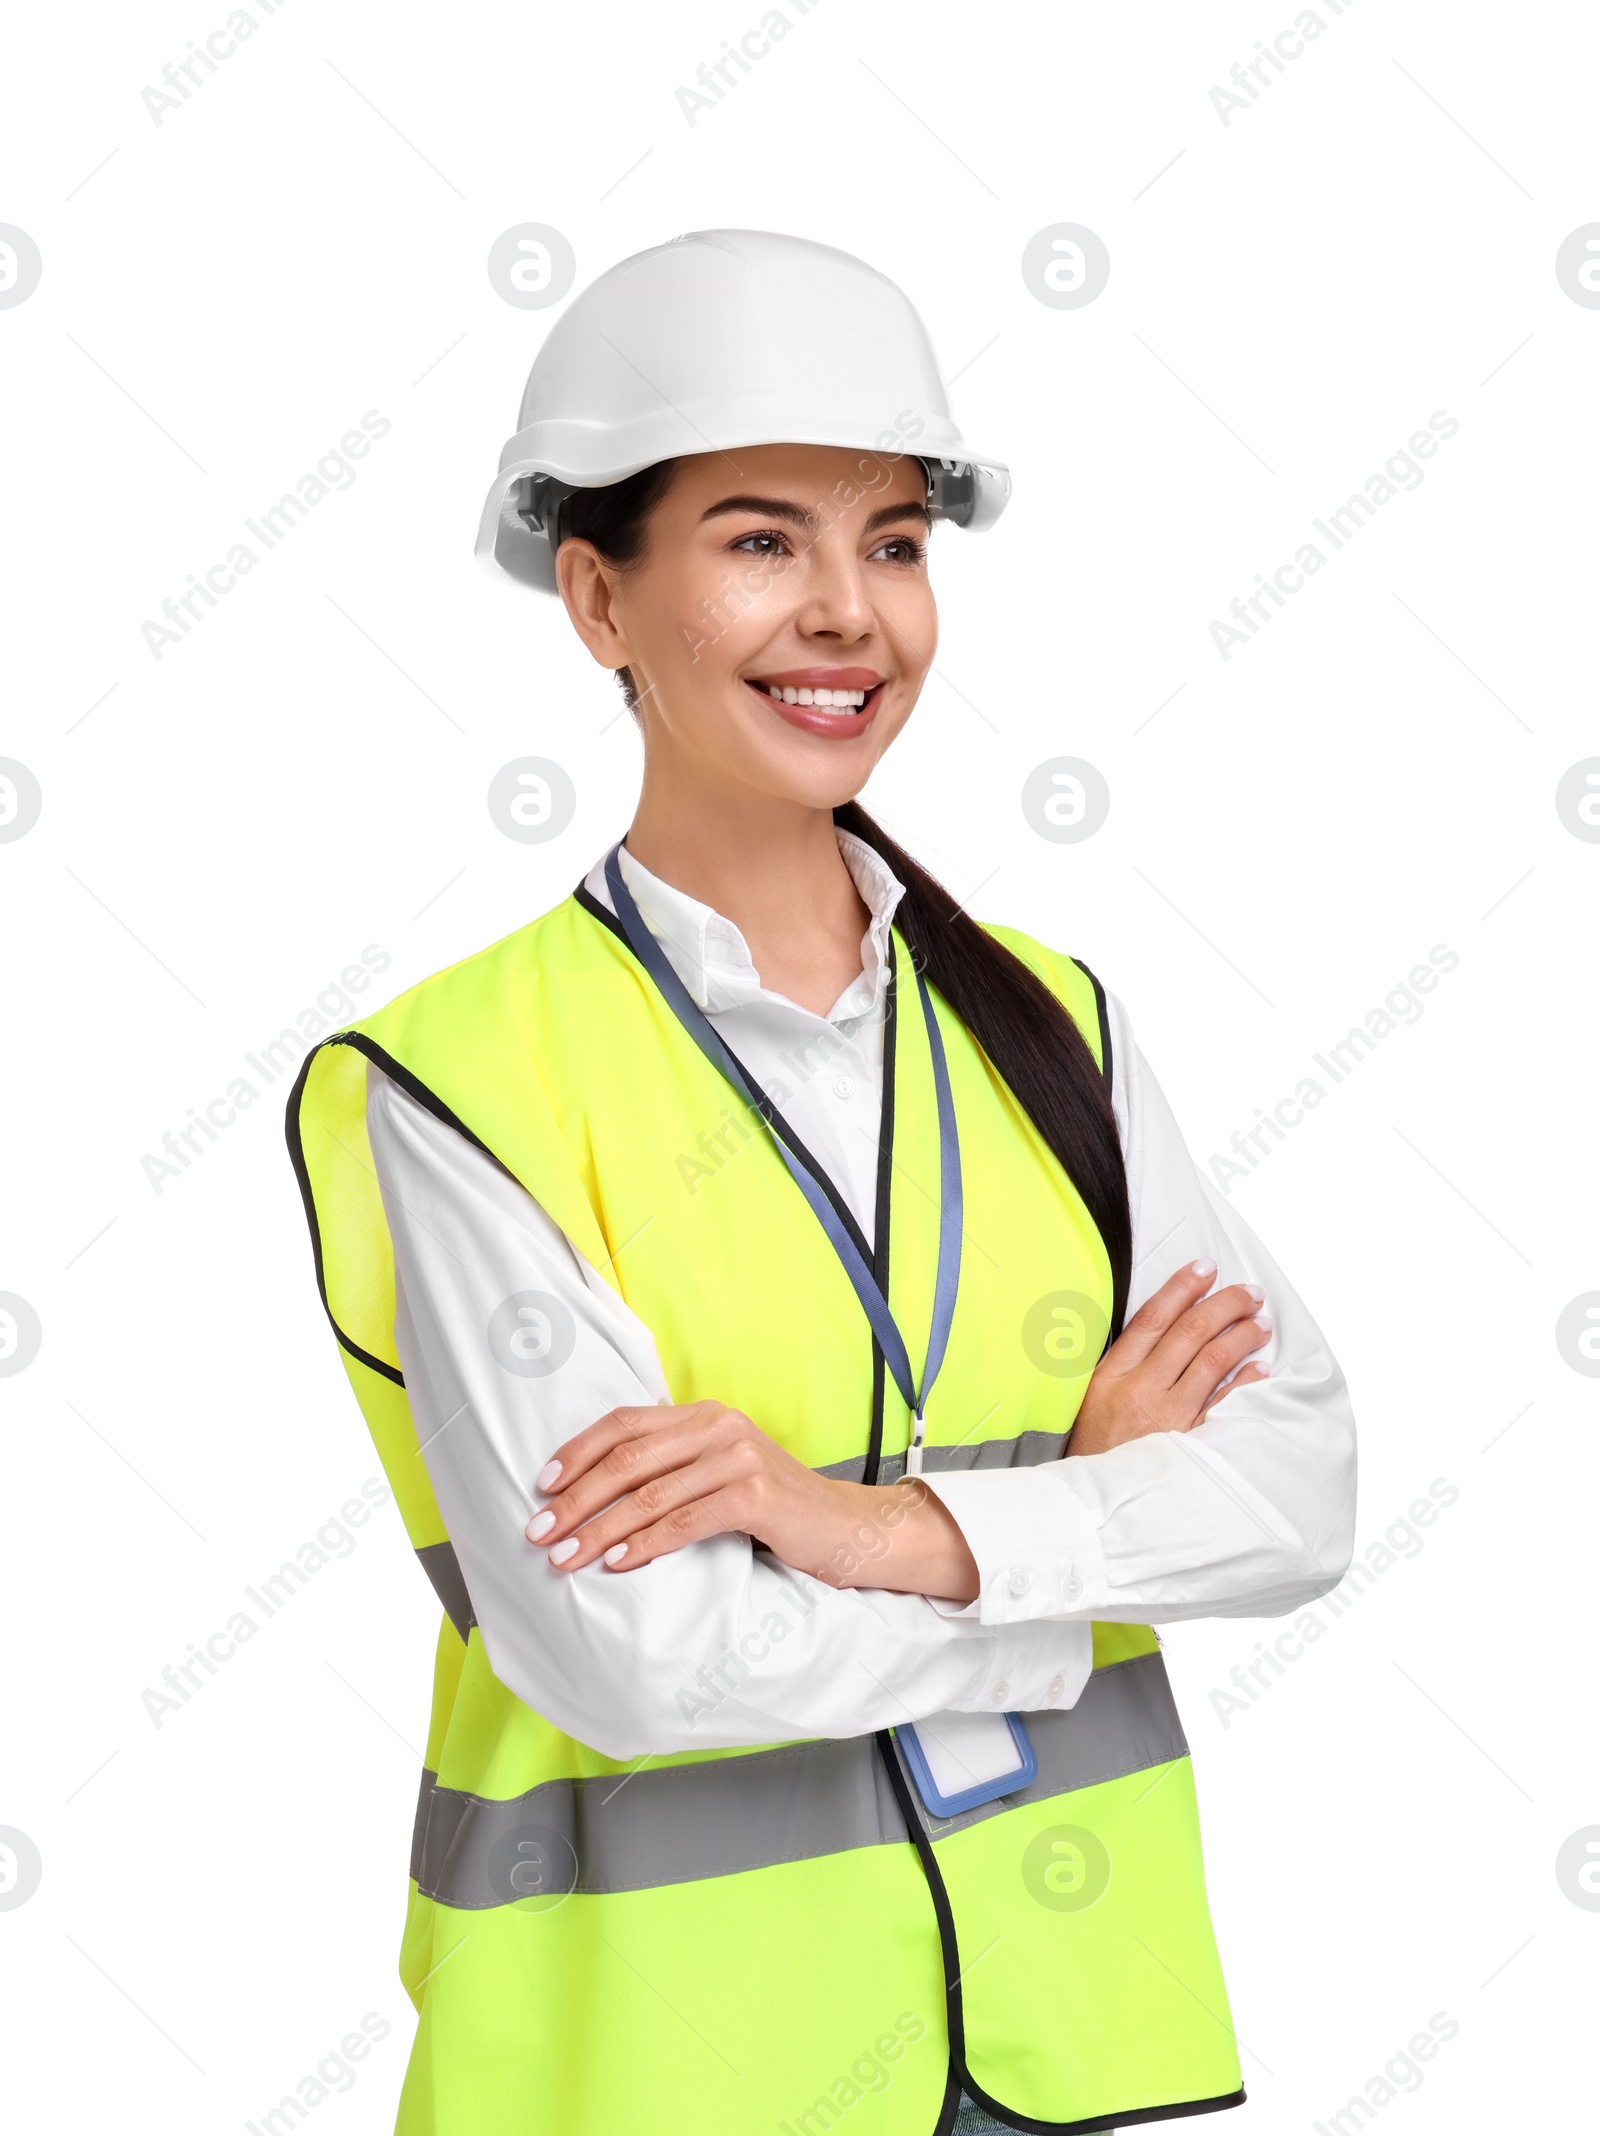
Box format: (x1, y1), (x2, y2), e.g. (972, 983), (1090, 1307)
(366, 830), (1355, 1760)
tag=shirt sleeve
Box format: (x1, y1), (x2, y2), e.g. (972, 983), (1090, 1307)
(365, 1065), (1097, 1759)
(921, 986), (1357, 1628)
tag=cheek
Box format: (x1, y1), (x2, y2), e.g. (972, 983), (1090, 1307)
(680, 587), (792, 684)
(880, 578), (938, 677)
(634, 556), (788, 679)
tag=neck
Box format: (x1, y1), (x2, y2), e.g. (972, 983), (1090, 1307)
(625, 769), (872, 1017)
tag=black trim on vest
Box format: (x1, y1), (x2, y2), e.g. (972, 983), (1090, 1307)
(1070, 956), (1114, 1092)
(1068, 955), (1125, 1353)
(863, 932), (899, 1490)
(934, 2059), (965, 2136)
(284, 1037), (405, 1390)
(328, 1030), (503, 1163)
(285, 1030), (518, 1391)
(573, 877), (628, 946)
(880, 1734), (1238, 2136)
(957, 2078), (1247, 2135)
(287, 1029), (535, 1648)
(877, 1727), (969, 2045)
(878, 1730), (1246, 2133)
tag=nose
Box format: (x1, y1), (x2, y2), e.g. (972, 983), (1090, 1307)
(791, 525), (877, 644)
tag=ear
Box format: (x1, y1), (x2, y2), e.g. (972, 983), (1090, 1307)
(555, 540), (634, 676)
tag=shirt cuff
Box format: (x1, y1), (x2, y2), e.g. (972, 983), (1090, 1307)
(922, 1464), (1109, 1627)
(952, 1618), (1096, 1714)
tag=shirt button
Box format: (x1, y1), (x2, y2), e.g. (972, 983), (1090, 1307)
(1007, 1567), (1032, 1596)
(1046, 1674), (1066, 1701)
(990, 1680), (1010, 1706)
(832, 1074), (855, 1099)
(1064, 1575), (1082, 1601)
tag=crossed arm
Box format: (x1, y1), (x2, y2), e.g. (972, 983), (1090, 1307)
(527, 1258), (1277, 1597)
(367, 988), (1355, 1758)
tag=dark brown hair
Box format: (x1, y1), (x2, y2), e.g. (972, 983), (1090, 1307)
(555, 462), (682, 712)
(554, 467), (1132, 1335)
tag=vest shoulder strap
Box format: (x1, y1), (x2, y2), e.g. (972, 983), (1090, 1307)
(285, 893), (634, 1557)
(352, 895), (628, 1285)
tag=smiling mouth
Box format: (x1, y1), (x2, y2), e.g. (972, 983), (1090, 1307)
(743, 679), (886, 719)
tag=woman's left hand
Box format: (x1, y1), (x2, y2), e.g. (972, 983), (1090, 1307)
(525, 1399), (979, 1603)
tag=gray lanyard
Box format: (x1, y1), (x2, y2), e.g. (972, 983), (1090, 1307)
(603, 840), (963, 1471)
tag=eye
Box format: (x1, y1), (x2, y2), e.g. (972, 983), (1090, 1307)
(728, 528), (792, 558)
(870, 533), (927, 566)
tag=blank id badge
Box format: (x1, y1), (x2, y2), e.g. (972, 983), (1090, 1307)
(897, 1710), (1037, 1819)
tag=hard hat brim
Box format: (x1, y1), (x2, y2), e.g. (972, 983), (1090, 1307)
(475, 434), (1011, 594)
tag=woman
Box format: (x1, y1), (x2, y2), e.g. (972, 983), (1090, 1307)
(288, 231), (1355, 2136)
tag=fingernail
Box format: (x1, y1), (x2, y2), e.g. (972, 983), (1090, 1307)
(1253, 1315), (1273, 1335)
(535, 1459), (562, 1491)
(549, 1537), (579, 1565)
(526, 1509), (556, 1541)
(1244, 1283), (1265, 1304)
(603, 1543), (629, 1567)
(1191, 1258), (1217, 1279)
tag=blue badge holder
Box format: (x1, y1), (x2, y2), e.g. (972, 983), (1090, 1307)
(896, 1712), (1037, 1819)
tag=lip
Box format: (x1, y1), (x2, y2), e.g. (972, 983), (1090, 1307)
(747, 667), (886, 690)
(744, 677), (887, 737)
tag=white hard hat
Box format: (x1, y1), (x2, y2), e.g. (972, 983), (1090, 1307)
(475, 228), (1012, 593)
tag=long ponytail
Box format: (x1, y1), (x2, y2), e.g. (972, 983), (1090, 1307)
(833, 799), (1131, 1339)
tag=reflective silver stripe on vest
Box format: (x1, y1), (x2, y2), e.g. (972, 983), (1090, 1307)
(416, 1540), (476, 1645)
(817, 1428), (1068, 1487)
(409, 1651), (1185, 1908)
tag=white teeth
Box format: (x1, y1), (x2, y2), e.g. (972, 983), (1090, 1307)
(761, 684), (870, 708)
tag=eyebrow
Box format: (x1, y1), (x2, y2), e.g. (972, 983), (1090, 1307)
(698, 493), (933, 535)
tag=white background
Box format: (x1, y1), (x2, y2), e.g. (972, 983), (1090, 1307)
(2, 1), (1595, 2128)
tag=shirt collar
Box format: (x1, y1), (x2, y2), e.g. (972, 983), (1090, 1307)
(600, 826), (906, 1024)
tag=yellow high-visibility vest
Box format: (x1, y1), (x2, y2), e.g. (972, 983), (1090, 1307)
(286, 883), (1243, 2134)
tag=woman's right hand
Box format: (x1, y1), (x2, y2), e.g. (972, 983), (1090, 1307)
(1066, 1259), (1272, 1459)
